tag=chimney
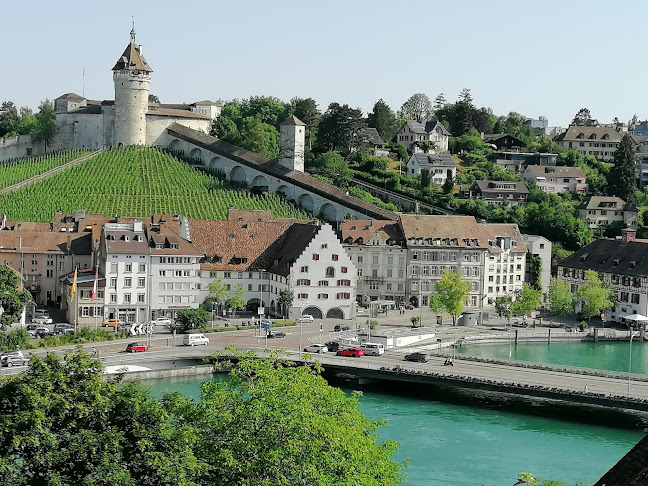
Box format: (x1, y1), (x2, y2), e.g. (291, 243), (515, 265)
(133, 220), (143, 233)
(66, 236), (71, 252)
(17, 224), (21, 232)
(17, 236), (21, 250)
(622, 227), (637, 242)
(0, 214), (6, 230)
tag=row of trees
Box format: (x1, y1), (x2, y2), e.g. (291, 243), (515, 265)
(0, 100), (57, 150)
(546, 271), (616, 321)
(206, 278), (295, 319)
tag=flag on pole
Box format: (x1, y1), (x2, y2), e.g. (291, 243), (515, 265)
(91, 267), (98, 301)
(70, 267), (78, 301)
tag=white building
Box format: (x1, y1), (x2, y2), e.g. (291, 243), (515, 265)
(397, 120), (451, 153)
(339, 219), (407, 305)
(522, 165), (588, 194)
(522, 234), (552, 298)
(482, 226), (528, 306)
(576, 196), (638, 231)
(406, 153), (457, 183)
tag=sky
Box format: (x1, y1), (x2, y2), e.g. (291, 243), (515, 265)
(1, 1), (644, 128)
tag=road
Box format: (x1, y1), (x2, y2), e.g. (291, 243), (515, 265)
(3, 321), (648, 403)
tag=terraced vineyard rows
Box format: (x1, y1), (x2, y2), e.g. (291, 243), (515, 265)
(0, 147), (307, 221)
(0, 149), (88, 190)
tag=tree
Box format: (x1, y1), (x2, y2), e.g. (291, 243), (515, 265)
(575, 270), (615, 321)
(495, 297), (512, 323)
(511, 283), (542, 318)
(388, 142), (408, 161)
(277, 289), (294, 318)
(311, 151), (352, 187)
(290, 97), (320, 149)
(240, 117), (279, 158)
(433, 93), (447, 112)
(175, 308), (210, 332)
(442, 175), (454, 194)
(420, 169), (432, 191)
(32, 100), (57, 153)
(428, 270), (471, 325)
(399, 93), (433, 123)
(607, 133), (637, 204)
(367, 99), (399, 142)
(317, 103), (365, 153)
(0, 101), (19, 137)
(0, 351), (205, 485)
(148, 94), (160, 103)
(572, 108), (593, 126)
(0, 266), (30, 330)
(547, 278), (574, 315)
(226, 284), (246, 317)
(0, 350), (406, 485)
(207, 277), (229, 313)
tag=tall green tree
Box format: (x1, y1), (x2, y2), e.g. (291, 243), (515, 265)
(32, 100), (57, 153)
(571, 108), (594, 126)
(317, 103), (365, 153)
(398, 93), (432, 123)
(575, 270), (615, 321)
(277, 289), (294, 318)
(240, 117), (279, 158)
(290, 97), (320, 149)
(226, 284), (246, 317)
(311, 151), (352, 187)
(207, 277), (229, 312)
(511, 283), (542, 317)
(419, 169), (432, 191)
(547, 278), (574, 316)
(428, 270), (471, 325)
(433, 93), (447, 112)
(495, 296), (512, 322)
(0, 101), (19, 137)
(367, 99), (399, 142)
(0, 266), (30, 329)
(607, 133), (637, 204)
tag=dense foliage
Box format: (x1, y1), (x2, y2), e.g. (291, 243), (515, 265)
(0, 350), (406, 485)
(0, 147), (307, 221)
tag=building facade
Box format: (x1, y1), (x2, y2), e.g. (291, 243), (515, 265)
(465, 180), (529, 206)
(522, 165), (587, 194)
(397, 120), (451, 152)
(553, 125), (623, 162)
(577, 196), (638, 231)
(405, 153), (456, 183)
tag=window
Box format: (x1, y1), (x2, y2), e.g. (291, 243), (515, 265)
(336, 292), (350, 299)
(224, 272), (231, 278)
(318, 293), (328, 299)
(297, 279), (311, 286)
(321, 243), (328, 249)
(387, 256), (393, 264)
(109, 294), (117, 303)
(46, 269), (53, 278)
(387, 269), (393, 277)
(175, 270), (182, 277)
(369, 283), (379, 290)
(300, 266), (309, 273)
(138, 277), (145, 287)
(632, 294), (640, 304)
(337, 279), (351, 286)
(341, 266), (348, 274)
(123, 294), (131, 303)
(326, 267), (335, 278)
(298, 293), (308, 299)
(332, 254), (339, 261)
(160, 257), (167, 264)
(248, 284), (253, 291)
(371, 269), (378, 277)
(358, 256), (363, 264)
(139, 263), (146, 272)
(318, 280), (329, 286)
(621, 292), (629, 302)
(159, 270), (166, 277)
(412, 251), (419, 260)
(138, 294), (145, 303)
(110, 277), (117, 288)
(125, 263), (132, 272)
(312, 254), (320, 261)
(357, 269), (363, 276)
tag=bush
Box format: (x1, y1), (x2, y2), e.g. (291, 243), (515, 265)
(175, 309), (210, 333)
(1, 327), (128, 352)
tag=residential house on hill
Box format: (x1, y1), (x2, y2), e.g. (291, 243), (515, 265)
(482, 133), (524, 152)
(557, 229), (648, 323)
(397, 120), (451, 153)
(465, 180), (529, 206)
(339, 219), (407, 305)
(553, 125), (623, 161)
(359, 127), (388, 156)
(577, 196), (638, 231)
(491, 151), (557, 173)
(522, 165), (587, 194)
(406, 153), (456, 184)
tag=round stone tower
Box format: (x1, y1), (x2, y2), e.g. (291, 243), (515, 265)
(112, 26), (152, 147)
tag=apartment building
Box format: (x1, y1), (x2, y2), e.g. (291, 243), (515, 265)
(60, 268), (106, 326)
(465, 180), (529, 206)
(522, 234), (552, 297)
(339, 219), (407, 304)
(522, 165), (587, 194)
(557, 229), (648, 323)
(397, 120), (451, 152)
(577, 196), (638, 230)
(553, 125), (622, 162)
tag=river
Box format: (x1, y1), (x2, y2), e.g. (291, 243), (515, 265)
(147, 373), (643, 486)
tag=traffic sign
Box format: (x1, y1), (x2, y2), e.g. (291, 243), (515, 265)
(258, 307), (265, 316)
(261, 323), (270, 330)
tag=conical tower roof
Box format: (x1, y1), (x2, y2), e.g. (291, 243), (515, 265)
(112, 28), (152, 72)
(280, 115), (306, 126)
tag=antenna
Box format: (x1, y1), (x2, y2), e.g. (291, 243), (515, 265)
(82, 66), (85, 98)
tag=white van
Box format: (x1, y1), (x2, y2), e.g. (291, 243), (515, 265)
(183, 333), (210, 346)
(360, 342), (384, 356)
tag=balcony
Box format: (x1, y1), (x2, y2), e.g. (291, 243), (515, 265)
(364, 276), (385, 282)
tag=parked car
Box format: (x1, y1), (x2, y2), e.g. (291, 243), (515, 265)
(54, 323), (74, 333)
(102, 319), (122, 328)
(35, 327), (53, 338)
(334, 324), (351, 332)
(359, 342), (384, 356)
(303, 344), (328, 353)
(298, 315), (315, 323)
(152, 317), (172, 327)
(26, 324), (38, 332)
(32, 315), (53, 324)
(266, 331), (286, 338)
(336, 347), (365, 357)
(405, 352), (429, 363)
(1, 355), (29, 367)
(324, 341), (342, 352)
(126, 342), (148, 353)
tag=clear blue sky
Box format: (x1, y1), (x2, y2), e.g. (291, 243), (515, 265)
(1, 0), (643, 128)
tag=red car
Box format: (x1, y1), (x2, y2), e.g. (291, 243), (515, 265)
(126, 342), (148, 353)
(336, 347), (365, 357)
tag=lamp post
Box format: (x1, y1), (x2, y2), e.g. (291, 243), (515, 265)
(419, 273), (423, 328)
(628, 329), (640, 398)
(299, 302), (309, 361)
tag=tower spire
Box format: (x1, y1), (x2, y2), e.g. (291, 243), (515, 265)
(130, 19), (136, 44)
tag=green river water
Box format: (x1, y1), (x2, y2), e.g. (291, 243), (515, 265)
(147, 344), (644, 486)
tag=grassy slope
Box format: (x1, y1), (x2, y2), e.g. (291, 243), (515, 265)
(0, 147), (306, 222)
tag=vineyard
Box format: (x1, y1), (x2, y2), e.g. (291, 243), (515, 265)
(0, 147), (307, 221)
(0, 149), (88, 190)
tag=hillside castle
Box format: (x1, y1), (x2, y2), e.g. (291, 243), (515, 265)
(0, 27), (218, 159)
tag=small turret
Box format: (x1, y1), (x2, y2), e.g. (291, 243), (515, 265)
(278, 115), (306, 172)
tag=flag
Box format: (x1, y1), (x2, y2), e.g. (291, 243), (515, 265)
(91, 267), (98, 301)
(70, 267), (78, 301)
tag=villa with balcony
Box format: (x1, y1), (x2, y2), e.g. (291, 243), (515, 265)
(522, 165), (587, 194)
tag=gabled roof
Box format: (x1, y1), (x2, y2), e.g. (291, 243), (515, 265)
(425, 120), (451, 136)
(340, 219), (403, 247)
(403, 120), (427, 134)
(595, 434), (648, 486)
(55, 93), (84, 100)
(112, 42), (152, 72)
(554, 125), (622, 143)
(409, 153), (456, 167)
(280, 115), (306, 126)
(361, 127), (385, 146)
(266, 224), (320, 277)
(483, 133), (525, 145)
(559, 239), (648, 276)
(578, 196), (626, 210)
(472, 180), (529, 194)
(525, 165), (585, 179)
(401, 120), (451, 137)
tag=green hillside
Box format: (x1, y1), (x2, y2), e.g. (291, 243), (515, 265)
(0, 147), (307, 221)
(0, 149), (88, 190)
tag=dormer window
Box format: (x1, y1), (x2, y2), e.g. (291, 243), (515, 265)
(170, 243), (179, 249)
(576, 133), (584, 139)
(155, 243), (163, 249)
(589, 133), (597, 139)
(602, 134), (609, 140)
(123, 235), (130, 242)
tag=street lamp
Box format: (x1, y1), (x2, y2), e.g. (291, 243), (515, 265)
(299, 301), (309, 361)
(628, 329), (640, 398)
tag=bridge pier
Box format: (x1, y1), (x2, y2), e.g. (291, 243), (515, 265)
(548, 328), (551, 345)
